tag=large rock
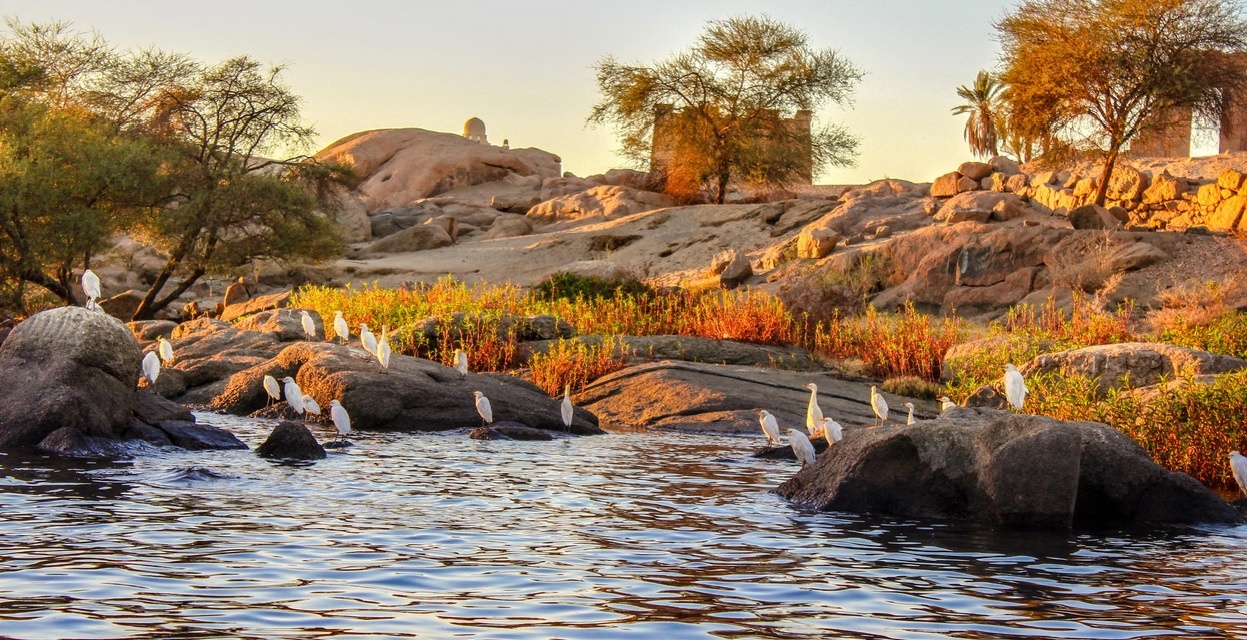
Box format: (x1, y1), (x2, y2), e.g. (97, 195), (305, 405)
(0, 307), (141, 448)
(1208, 195), (1247, 231)
(1069, 204), (1122, 230)
(220, 291), (292, 323)
(481, 216), (533, 240)
(775, 407), (1243, 529)
(526, 185), (673, 223)
(930, 171), (963, 197)
(1105, 164), (1150, 201)
(957, 161), (993, 181)
(168, 318), (284, 392)
(578, 361), (931, 433)
(314, 128), (561, 211)
(520, 335), (821, 371)
(364, 223), (454, 255)
(934, 191), (1025, 224)
(0, 307), (243, 455)
(1021, 342), (1247, 395)
(236, 308), (324, 342)
(211, 342), (603, 434)
(1142, 172), (1188, 204)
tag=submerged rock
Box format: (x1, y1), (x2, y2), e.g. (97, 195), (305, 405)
(775, 407), (1243, 530)
(257, 421), (327, 460)
(469, 422), (556, 441)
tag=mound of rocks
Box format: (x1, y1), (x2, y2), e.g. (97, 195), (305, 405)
(775, 407), (1242, 529)
(1021, 342), (1247, 395)
(0, 307), (246, 457)
(211, 341), (602, 435)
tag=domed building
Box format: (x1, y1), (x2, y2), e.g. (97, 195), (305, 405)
(463, 117), (488, 144)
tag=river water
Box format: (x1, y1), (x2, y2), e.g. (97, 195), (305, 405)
(0, 414), (1244, 639)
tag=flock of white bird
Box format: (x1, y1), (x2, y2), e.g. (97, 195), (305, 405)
(80, 271), (1247, 496)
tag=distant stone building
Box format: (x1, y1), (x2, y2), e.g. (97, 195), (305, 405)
(649, 104), (814, 184)
(1130, 56), (1247, 157)
(463, 117), (488, 144)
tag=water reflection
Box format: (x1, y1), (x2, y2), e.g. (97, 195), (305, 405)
(0, 415), (1243, 639)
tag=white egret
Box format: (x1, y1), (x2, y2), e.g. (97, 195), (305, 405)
(784, 429), (817, 467)
(1230, 451), (1247, 499)
(560, 384), (574, 432)
(330, 399), (352, 441)
(360, 323), (377, 360)
(157, 337), (175, 365)
(821, 416), (843, 444)
(263, 374), (281, 406)
(473, 390), (493, 426)
(333, 311), (349, 345)
(870, 386), (889, 427)
(454, 348), (469, 378)
(377, 325), (392, 372)
(301, 311), (317, 341)
(81, 269), (101, 306)
(903, 402), (915, 425)
(803, 383), (824, 438)
(141, 351), (160, 386)
(940, 396), (957, 411)
(303, 394), (322, 420)
(757, 410), (782, 445)
(1004, 363), (1028, 410)
(282, 377), (305, 415)
(85, 298), (103, 312)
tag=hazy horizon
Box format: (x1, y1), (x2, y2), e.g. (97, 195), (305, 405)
(2, 0), (1222, 185)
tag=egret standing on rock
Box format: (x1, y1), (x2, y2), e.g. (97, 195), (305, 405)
(141, 351), (161, 387)
(377, 326), (392, 372)
(940, 396), (956, 411)
(473, 391), (493, 427)
(1230, 451), (1247, 499)
(360, 323), (377, 360)
(301, 311), (317, 341)
(560, 384), (574, 432)
(870, 386), (889, 427)
(821, 416), (843, 444)
(784, 429), (817, 467)
(157, 337), (175, 365)
(903, 402), (915, 425)
(81, 269), (101, 307)
(333, 311), (349, 345)
(303, 394), (321, 421)
(263, 374), (281, 406)
(803, 383), (824, 438)
(454, 349), (469, 379)
(282, 377), (305, 416)
(1004, 363), (1028, 410)
(330, 399), (352, 442)
(757, 410), (782, 445)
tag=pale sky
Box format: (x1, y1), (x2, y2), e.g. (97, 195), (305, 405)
(5, 0), (1026, 184)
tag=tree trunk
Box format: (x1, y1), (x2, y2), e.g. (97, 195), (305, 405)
(1094, 150), (1118, 207)
(20, 269), (72, 304)
(715, 172), (729, 204)
(135, 268), (205, 321)
(132, 236), (193, 321)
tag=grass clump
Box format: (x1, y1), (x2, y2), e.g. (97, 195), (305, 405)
(882, 375), (941, 400)
(532, 271), (653, 301)
(530, 336), (632, 396)
(810, 303), (965, 382)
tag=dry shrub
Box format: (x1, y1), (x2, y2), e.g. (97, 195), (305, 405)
(1149, 272), (1247, 332)
(1047, 231), (1124, 293)
(811, 303), (965, 382)
(530, 336), (631, 395)
(882, 375), (941, 400)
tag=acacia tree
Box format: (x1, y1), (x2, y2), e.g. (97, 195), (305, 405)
(589, 15), (862, 203)
(951, 70), (1004, 158)
(0, 21), (347, 319)
(998, 0), (1247, 206)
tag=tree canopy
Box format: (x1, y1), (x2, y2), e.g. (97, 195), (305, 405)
(997, 0), (1247, 205)
(589, 15), (863, 203)
(0, 20), (347, 318)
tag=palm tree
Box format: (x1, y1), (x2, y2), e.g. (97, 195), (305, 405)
(951, 70), (1004, 158)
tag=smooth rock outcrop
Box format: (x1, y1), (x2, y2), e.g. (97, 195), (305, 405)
(526, 185), (673, 223)
(578, 361), (931, 433)
(314, 128), (561, 211)
(1021, 342), (1247, 394)
(212, 342), (603, 434)
(775, 407), (1243, 529)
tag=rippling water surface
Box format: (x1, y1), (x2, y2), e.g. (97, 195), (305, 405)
(1, 414), (1245, 639)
